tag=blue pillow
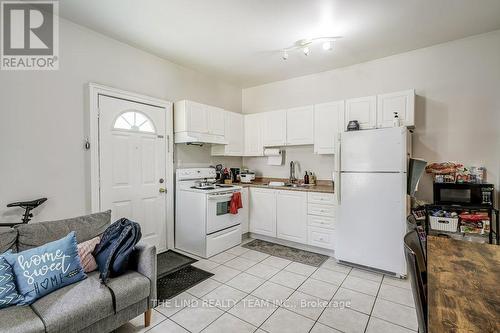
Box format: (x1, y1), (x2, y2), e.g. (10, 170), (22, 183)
(0, 255), (22, 308)
(3, 231), (87, 305)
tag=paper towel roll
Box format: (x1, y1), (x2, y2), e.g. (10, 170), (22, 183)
(264, 148), (281, 156)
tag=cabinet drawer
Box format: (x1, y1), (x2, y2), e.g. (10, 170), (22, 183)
(307, 192), (335, 205)
(307, 215), (335, 229)
(307, 226), (335, 250)
(206, 225), (241, 257)
(308, 203), (336, 217)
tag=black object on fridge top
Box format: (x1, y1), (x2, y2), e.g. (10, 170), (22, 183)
(346, 120), (360, 131)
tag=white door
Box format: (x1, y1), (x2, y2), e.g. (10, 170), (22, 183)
(186, 101), (208, 133)
(207, 106), (225, 136)
(377, 90), (415, 128)
(341, 128), (407, 172)
(244, 113), (264, 156)
(286, 106), (314, 146)
(337, 172), (406, 275)
(314, 101), (344, 154)
(263, 110), (286, 147)
(225, 111), (244, 155)
(276, 190), (307, 243)
(249, 188), (276, 237)
(99, 95), (167, 251)
(345, 96), (377, 130)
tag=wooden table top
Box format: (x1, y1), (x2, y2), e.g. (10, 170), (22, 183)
(427, 236), (500, 333)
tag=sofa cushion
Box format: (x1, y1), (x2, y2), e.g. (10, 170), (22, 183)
(0, 227), (17, 253)
(106, 270), (150, 312)
(0, 256), (22, 308)
(4, 232), (87, 305)
(0, 304), (45, 333)
(31, 271), (114, 333)
(16, 210), (111, 252)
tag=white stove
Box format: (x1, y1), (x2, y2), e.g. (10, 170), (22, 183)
(175, 168), (242, 258)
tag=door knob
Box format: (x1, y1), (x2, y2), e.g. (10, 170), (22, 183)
(159, 188), (166, 193)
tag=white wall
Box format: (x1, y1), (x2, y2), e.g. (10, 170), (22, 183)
(244, 146), (334, 180)
(0, 19), (242, 222)
(242, 30), (500, 203)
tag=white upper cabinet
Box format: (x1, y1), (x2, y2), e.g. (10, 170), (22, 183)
(377, 89), (415, 128)
(174, 100), (226, 144)
(344, 96), (377, 130)
(244, 113), (264, 156)
(276, 190), (307, 243)
(174, 100), (208, 134)
(286, 106), (314, 146)
(263, 110), (287, 147)
(207, 105), (225, 136)
(211, 111), (244, 156)
(314, 101), (344, 154)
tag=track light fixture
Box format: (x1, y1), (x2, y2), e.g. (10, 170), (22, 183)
(281, 36), (341, 60)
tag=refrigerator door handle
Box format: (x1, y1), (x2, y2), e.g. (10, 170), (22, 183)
(335, 133), (341, 205)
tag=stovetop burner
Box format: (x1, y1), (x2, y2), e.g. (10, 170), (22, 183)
(190, 186), (217, 190)
(190, 184), (237, 191)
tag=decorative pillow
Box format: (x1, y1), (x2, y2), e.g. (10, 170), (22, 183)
(2, 232), (87, 305)
(77, 236), (100, 273)
(0, 255), (22, 308)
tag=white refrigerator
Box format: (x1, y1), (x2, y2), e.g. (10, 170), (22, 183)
(335, 127), (409, 277)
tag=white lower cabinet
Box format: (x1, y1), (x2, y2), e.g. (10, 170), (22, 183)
(276, 190), (307, 243)
(249, 187), (276, 237)
(248, 187), (336, 250)
(307, 226), (335, 250)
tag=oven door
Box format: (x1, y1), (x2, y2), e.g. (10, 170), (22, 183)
(206, 191), (242, 234)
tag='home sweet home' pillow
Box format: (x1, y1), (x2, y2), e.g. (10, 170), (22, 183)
(3, 232), (87, 305)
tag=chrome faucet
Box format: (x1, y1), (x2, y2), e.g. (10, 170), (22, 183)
(289, 161), (297, 183)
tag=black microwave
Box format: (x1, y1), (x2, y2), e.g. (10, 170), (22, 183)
(433, 183), (494, 207)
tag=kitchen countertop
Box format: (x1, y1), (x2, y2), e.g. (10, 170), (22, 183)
(238, 177), (334, 193)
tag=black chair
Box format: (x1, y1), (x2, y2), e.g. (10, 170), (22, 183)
(407, 214), (427, 260)
(404, 230), (427, 333)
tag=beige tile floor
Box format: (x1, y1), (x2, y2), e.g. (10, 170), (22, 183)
(116, 240), (418, 333)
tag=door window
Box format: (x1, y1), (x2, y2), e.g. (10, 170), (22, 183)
(113, 111), (156, 133)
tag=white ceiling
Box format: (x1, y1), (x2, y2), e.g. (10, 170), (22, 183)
(59, 0), (500, 88)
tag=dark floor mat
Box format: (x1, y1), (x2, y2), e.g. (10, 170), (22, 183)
(242, 239), (329, 267)
(157, 250), (197, 278)
(157, 265), (213, 300)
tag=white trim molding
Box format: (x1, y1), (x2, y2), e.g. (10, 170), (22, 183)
(88, 83), (175, 249)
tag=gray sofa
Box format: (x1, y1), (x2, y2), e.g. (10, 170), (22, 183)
(0, 211), (157, 333)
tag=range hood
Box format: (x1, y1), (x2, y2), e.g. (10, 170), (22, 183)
(174, 131), (227, 145)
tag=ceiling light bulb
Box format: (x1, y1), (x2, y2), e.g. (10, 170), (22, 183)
(282, 50), (289, 60)
(322, 41), (333, 51)
(303, 46), (310, 56)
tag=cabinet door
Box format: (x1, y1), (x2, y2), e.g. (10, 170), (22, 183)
(249, 188), (276, 237)
(263, 110), (286, 147)
(207, 106), (225, 136)
(276, 190), (307, 243)
(345, 96), (377, 130)
(240, 187), (249, 234)
(186, 101), (208, 133)
(244, 113), (264, 156)
(225, 111), (244, 155)
(314, 101), (344, 154)
(377, 89), (415, 128)
(286, 106), (314, 145)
